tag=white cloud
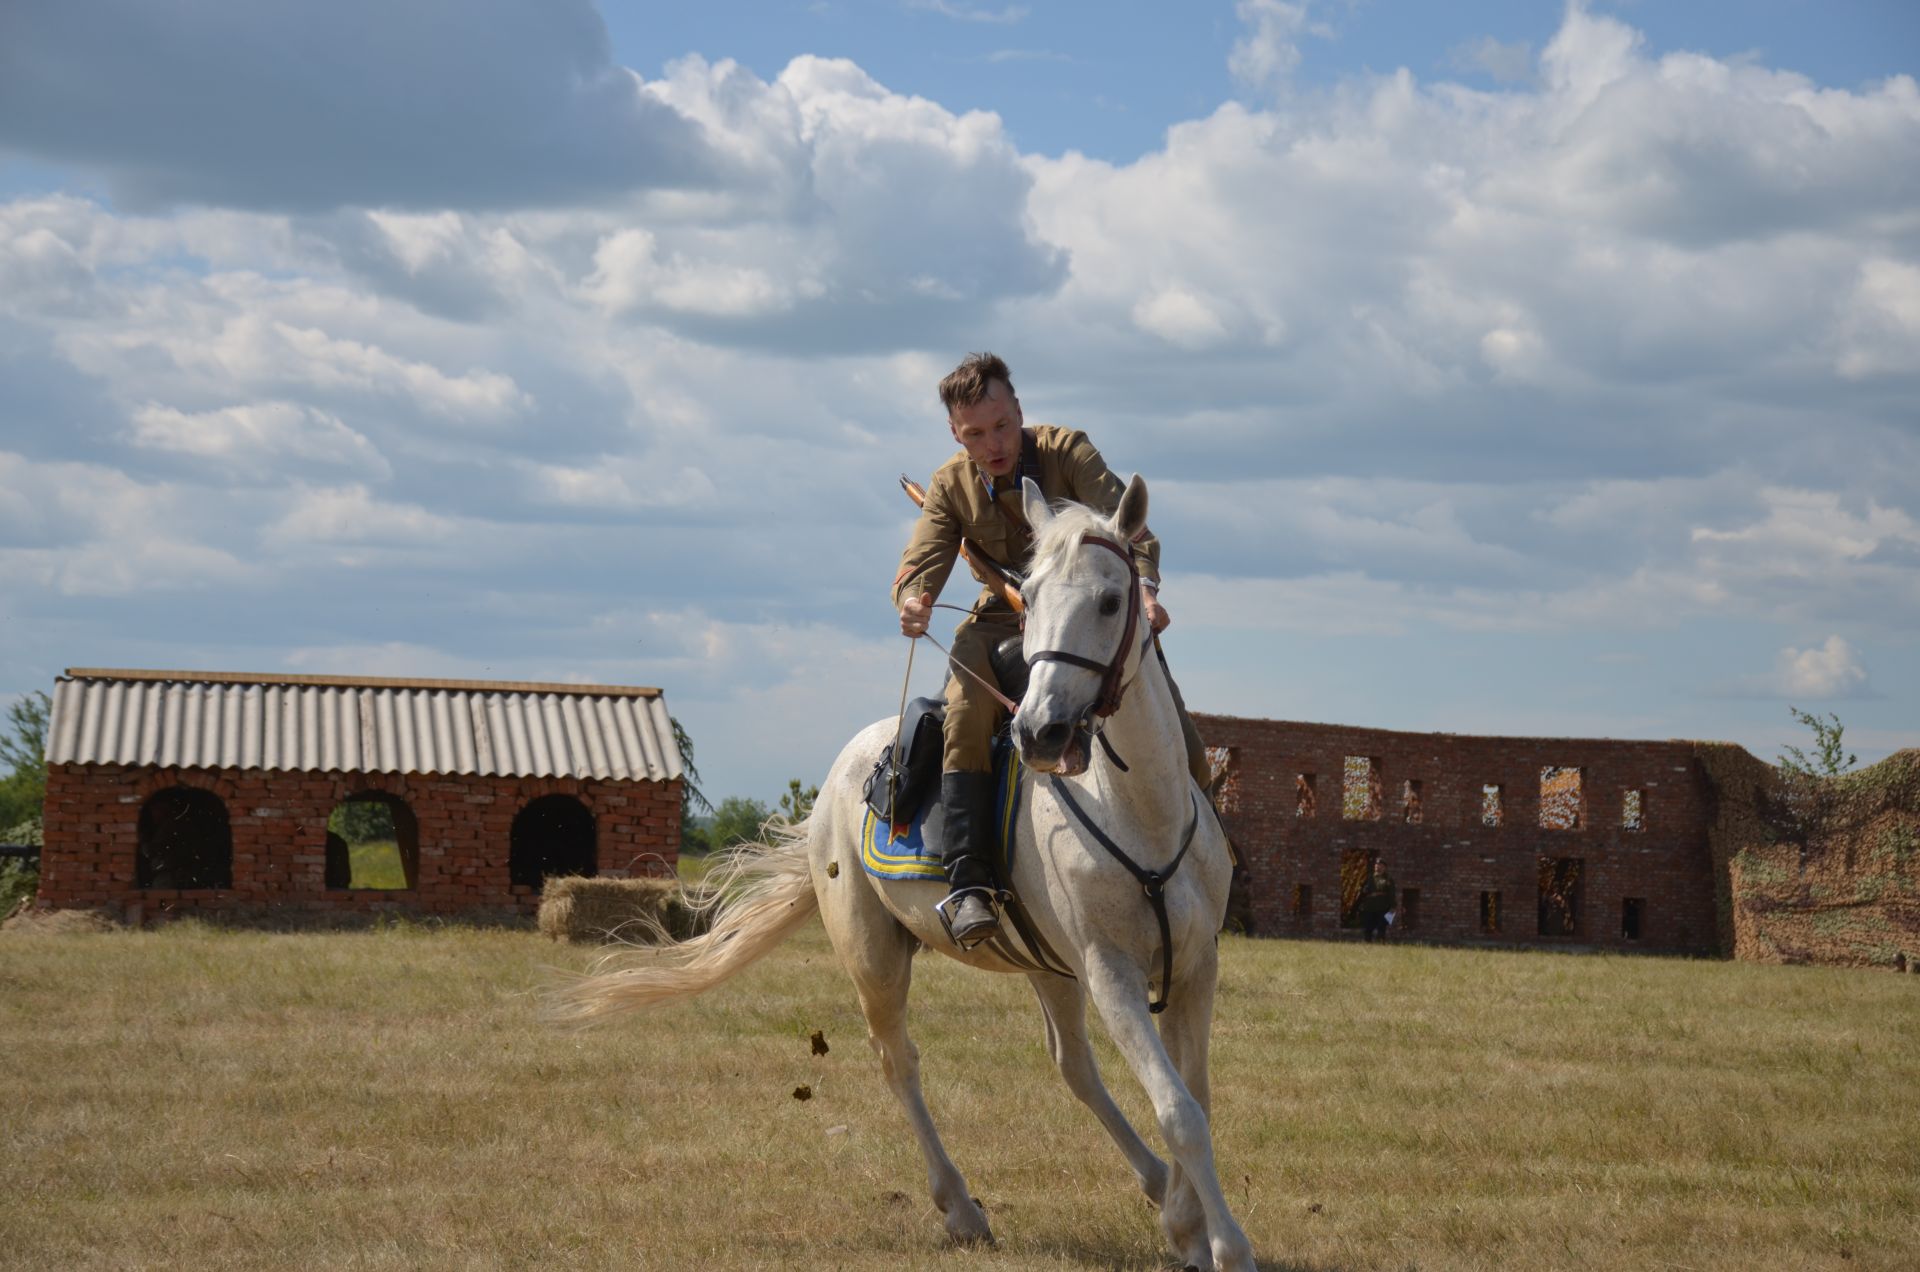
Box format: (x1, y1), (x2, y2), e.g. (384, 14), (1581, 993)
(1773, 635), (1871, 699)
(128, 401), (391, 478)
(906, 1), (1027, 24)
(1229, 0), (1316, 95)
(265, 484), (458, 546)
(0, 452), (254, 596)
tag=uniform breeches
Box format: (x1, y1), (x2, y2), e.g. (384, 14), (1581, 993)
(941, 612), (1215, 792)
(942, 613), (1020, 774)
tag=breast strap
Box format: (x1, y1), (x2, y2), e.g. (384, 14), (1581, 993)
(1045, 776), (1200, 1014)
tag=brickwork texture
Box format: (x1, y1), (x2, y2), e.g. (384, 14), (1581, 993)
(39, 763), (681, 922)
(1196, 714), (1723, 954)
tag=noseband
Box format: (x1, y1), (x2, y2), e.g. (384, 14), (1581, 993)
(1025, 535), (1142, 720)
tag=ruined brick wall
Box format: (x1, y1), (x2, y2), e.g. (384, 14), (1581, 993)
(1195, 715), (1722, 954)
(37, 763), (682, 922)
(1701, 746), (1920, 971)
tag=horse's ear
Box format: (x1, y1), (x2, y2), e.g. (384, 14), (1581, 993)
(1021, 477), (1052, 531)
(1115, 474), (1148, 542)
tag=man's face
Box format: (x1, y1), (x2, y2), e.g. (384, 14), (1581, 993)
(949, 379), (1023, 479)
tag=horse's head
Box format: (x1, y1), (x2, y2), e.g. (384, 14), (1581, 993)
(1011, 474), (1151, 776)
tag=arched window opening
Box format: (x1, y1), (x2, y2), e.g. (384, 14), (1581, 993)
(325, 793), (420, 890)
(510, 795), (596, 889)
(138, 786), (233, 889)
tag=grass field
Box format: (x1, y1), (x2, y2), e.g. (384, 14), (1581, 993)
(346, 838), (407, 889)
(1, 916), (1915, 1271)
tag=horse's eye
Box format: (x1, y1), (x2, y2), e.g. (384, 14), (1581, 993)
(1099, 592), (1121, 617)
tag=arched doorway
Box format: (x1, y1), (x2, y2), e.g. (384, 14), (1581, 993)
(509, 794), (596, 888)
(324, 792), (420, 890)
(138, 787), (233, 889)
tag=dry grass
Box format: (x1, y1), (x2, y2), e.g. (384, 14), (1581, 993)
(0, 919), (1914, 1271)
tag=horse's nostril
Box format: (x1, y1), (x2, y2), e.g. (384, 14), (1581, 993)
(1035, 721), (1072, 752)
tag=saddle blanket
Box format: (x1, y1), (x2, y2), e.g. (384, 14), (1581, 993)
(861, 745), (1024, 882)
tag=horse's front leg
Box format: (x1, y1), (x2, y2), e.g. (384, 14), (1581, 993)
(1083, 949), (1254, 1272)
(1029, 973), (1168, 1206)
(1155, 938), (1230, 1267)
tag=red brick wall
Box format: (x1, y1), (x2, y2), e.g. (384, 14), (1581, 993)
(1197, 715), (1722, 954)
(38, 763), (682, 921)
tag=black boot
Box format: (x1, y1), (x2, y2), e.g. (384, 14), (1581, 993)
(936, 771), (1000, 948)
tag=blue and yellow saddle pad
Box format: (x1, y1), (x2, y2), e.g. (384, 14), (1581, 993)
(862, 745), (1024, 882)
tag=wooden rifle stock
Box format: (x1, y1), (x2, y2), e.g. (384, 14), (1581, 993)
(899, 474), (1025, 614)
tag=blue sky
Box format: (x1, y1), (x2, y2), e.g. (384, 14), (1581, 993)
(1, 0), (1916, 803)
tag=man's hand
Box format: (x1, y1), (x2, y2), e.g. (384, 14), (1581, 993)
(900, 591), (933, 638)
(1141, 583), (1171, 634)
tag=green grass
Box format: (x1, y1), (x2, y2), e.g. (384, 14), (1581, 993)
(0, 921), (1914, 1271)
(346, 838), (407, 889)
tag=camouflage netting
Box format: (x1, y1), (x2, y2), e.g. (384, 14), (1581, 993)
(1698, 745), (1920, 970)
(536, 876), (709, 945)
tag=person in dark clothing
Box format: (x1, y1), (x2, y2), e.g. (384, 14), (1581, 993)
(1358, 857), (1396, 942)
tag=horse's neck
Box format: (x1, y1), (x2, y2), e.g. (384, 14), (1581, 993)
(1082, 638), (1194, 833)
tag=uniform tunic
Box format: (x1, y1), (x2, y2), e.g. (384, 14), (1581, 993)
(893, 425), (1207, 784)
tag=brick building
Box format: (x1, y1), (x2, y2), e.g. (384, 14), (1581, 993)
(1196, 713), (1732, 954)
(38, 669), (684, 923)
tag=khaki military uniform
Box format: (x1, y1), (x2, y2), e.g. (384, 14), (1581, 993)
(893, 425), (1210, 786)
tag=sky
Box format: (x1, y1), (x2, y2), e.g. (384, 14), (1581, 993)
(1, 0), (1916, 805)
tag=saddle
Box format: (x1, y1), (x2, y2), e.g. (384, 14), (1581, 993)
(862, 635), (1029, 827)
(859, 638), (1069, 977)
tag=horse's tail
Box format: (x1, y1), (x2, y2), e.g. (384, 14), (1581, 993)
(549, 816), (819, 1023)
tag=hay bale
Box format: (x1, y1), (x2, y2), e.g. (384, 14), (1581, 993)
(537, 876), (704, 944)
(2, 907), (123, 936)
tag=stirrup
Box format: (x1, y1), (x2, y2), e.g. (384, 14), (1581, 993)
(935, 887), (1001, 950)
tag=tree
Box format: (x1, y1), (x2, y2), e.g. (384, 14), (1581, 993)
(1778, 707), (1858, 779)
(0, 690), (51, 836)
(0, 690), (51, 915)
(671, 715), (715, 854)
(706, 796), (773, 851)
(777, 778), (819, 824)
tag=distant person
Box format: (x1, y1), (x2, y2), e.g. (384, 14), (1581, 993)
(1358, 857), (1396, 942)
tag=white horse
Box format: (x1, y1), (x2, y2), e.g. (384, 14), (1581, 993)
(554, 475), (1255, 1272)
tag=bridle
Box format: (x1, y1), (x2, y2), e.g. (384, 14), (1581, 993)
(1024, 535), (1145, 725)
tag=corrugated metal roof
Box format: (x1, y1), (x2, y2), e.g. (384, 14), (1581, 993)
(48, 670), (683, 782)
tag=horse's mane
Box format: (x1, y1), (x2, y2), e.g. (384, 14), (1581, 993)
(1026, 500), (1113, 586)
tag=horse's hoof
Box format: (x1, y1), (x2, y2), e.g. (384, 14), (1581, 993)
(944, 1199), (994, 1245)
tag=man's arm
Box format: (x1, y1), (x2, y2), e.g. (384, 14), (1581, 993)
(892, 470), (963, 624)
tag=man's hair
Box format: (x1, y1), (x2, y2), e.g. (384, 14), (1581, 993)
(938, 352), (1015, 416)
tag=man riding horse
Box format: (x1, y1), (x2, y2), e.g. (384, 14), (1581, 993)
(895, 352), (1213, 945)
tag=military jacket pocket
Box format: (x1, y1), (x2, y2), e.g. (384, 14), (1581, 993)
(961, 515), (1013, 568)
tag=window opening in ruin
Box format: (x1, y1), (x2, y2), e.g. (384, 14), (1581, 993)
(1295, 773), (1317, 818)
(1622, 897), (1645, 941)
(1539, 766), (1585, 830)
(1402, 779), (1424, 824)
(325, 792), (419, 890)
(1481, 784), (1504, 827)
(137, 786), (233, 890)
(510, 794), (597, 888)
(1622, 789), (1645, 832)
(1338, 849), (1371, 928)
(1342, 756), (1383, 820)
(1479, 889), (1501, 934)
(1400, 887), (1419, 931)
(1537, 856), (1582, 937)
(1205, 746), (1239, 813)
(1293, 883), (1312, 920)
